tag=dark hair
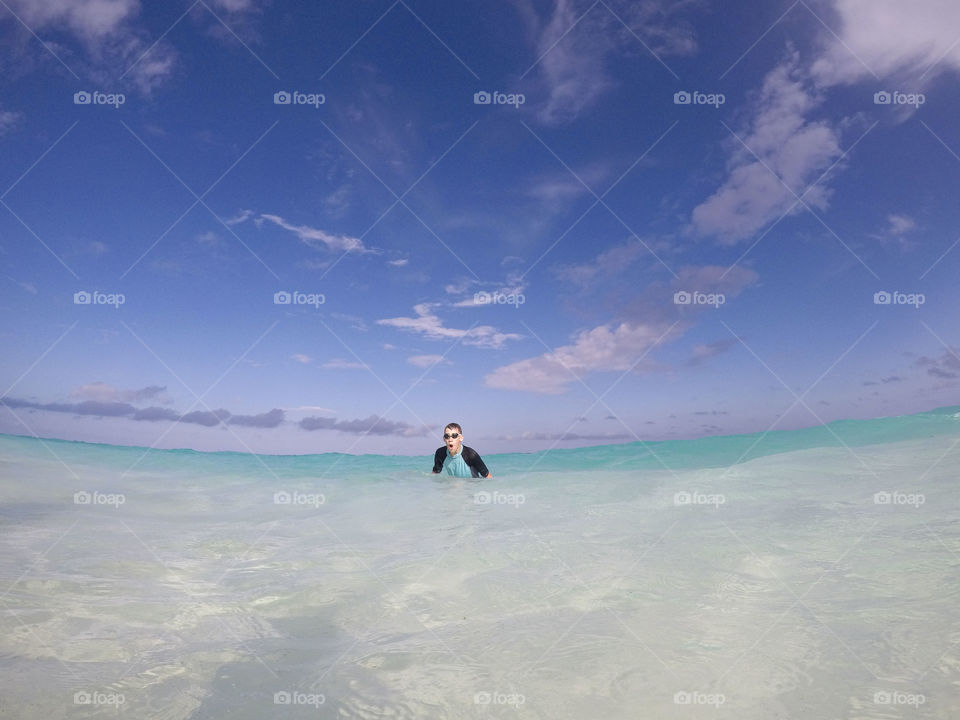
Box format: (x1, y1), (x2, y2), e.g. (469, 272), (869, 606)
(444, 422), (462, 433)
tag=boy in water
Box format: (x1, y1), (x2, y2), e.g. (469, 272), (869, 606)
(432, 423), (492, 478)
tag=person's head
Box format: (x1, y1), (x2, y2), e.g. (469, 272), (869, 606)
(443, 423), (463, 454)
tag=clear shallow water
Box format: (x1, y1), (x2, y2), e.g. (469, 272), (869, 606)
(1, 407), (959, 718)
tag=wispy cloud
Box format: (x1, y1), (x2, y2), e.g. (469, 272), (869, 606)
(321, 358), (367, 370)
(1, 394), (427, 435)
(886, 214), (916, 236)
(3, 0), (177, 93)
(259, 214), (372, 254)
(449, 272), (527, 308)
(377, 303), (523, 348)
(407, 354), (447, 368)
(688, 337), (739, 366)
(299, 414), (428, 437)
(691, 53), (841, 243)
(485, 263), (757, 393)
(914, 348), (960, 380)
(484, 320), (676, 394)
(812, 0), (960, 85)
(523, 0), (697, 124)
(69, 381), (170, 404)
(0, 109), (21, 135)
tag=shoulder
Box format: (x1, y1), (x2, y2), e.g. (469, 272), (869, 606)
(434, 446), (446, 456)
(462, 446), (480, 459)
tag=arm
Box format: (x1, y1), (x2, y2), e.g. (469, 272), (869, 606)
(463, 447), (491, 478)
(432, 447), (445, 473)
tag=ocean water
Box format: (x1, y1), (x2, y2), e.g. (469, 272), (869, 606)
(1, 407), (959, 719)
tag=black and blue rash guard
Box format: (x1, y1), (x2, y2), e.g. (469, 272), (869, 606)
(432, 446), (490, 478)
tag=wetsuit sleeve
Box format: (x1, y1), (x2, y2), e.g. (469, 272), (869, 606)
(462, 447), (490, 478)
(432, 447), (446, 473)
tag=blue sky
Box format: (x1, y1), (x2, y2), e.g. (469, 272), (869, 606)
(1, 0), (959, 455)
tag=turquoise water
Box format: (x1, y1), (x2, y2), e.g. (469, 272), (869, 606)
(1, 406), (959, 718)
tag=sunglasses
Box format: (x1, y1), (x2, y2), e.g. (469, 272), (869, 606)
(443, 432), (461, 439)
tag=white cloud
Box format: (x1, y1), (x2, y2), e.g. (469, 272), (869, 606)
(532, 0), (613, 125)
(527, 176), (591, 203)
(484, 263), (757, 393)
(407, 354), (447, 368)
(291, 353), (312, 364)
(451, 273), (527, 308)
(886, 213), (915, 236)
(69, 381), (169, 404)
(812, 0), (960, 85)
(526, 0), (697, 124)
(260, 214), (371, 254)
(298, 258), (332, 271)
(871, 212), (917, 249)
(208, 0), (256, 12)
(196, 231), (220, 247)
(553, 239), (654, 287)
(9, 0), (139, 42)
(5, 0), (177, 94)
(388, 258), (409, 267)
(377, 303), (523, 349)
(484, 321), (677, 394)
(693, 1), (960, 245)
(689, 337), (739, 366)
(322, 358), (366, 370)
(0, 110), (22, 136)
(224, 209), (254, 225)
(690, 55), (841, 243)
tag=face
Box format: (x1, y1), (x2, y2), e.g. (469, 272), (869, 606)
(443, 427), (463, 454)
